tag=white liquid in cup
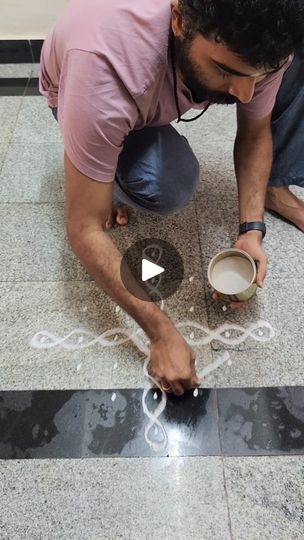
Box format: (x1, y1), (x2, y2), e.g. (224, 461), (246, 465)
(211, 256), (254, 295)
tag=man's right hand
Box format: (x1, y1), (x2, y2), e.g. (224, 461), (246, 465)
(149, 325), (201, 396)
(64, 151), (200, 397)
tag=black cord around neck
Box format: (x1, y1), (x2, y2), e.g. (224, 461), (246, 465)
(170, 32), (210, 123)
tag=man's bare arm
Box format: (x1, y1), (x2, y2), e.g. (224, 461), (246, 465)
(64, 151), (200, 394)
(64, 150), (172, 340)
(234, 110), (273, 223)
(232, 110), (272, 286)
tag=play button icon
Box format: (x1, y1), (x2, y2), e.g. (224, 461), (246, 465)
(142, 259), (164, 282)
(120, 238), (184, 302)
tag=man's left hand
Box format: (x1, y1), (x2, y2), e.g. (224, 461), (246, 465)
(212, 230), (268, 309)
(234, 230), (268, 288)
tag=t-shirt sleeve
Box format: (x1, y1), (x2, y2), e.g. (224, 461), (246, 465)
(58, 49), (138, 182)
(237, 55), (294, 120)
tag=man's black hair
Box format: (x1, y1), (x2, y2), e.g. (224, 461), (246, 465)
(178, 0), (304, 71)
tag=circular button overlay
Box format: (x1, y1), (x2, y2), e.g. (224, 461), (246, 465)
(120, 238), (184, 302)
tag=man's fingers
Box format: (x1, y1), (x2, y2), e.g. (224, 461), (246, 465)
(190, 358), (201, 387)
(256, 258), (267, 288)
(212, 290), (244, 310)
(229, 302), (243, 309)
(157, 378), (172, 393)
(170, 381), (185, 396)
(191, 375), (201, 387)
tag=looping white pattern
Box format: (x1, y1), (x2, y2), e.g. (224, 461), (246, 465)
(30, 320), (274, 352)
(142, 243), (164, 305)
(30, 241), (275, 453)
(176, 320), (275, 346)
(142, 357), (168, 452)
(30, 327), (149, 356)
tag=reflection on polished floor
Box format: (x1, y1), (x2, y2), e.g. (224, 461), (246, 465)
(0, 51), (304, 539)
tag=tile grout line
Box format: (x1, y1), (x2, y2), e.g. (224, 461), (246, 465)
(215, 387), (235, 540)
(0, 142), (10, 176)
(0, 84), (24, 170)
(3, 87), (26, 145)
(193, 195), (210, 310)
(193, 194), (217, 360)
(28, 40), (35, 64)
(221, 457), (235, 540)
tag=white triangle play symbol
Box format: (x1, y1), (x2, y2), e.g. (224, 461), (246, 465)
(141, 258), (165, 282)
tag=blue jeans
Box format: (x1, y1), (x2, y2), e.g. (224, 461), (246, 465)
(50, 57), (304, 215)
(270, 55), (304, 188)
(50, 106), (199, 215)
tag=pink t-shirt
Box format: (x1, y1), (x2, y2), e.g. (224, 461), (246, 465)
(39, 0), (293, 182)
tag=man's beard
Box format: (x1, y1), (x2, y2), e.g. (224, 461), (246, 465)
(173, 35), (239, 105)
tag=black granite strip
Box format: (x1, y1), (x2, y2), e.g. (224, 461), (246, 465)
(1, 387), (304, 459)
(30, 40), (44, 63)
(0, 78), (29, 96)
(0, 40), (43, 64)
(217, 387), (304, 456)
(0, 77), (40, 96)
(0, 40), (32, 63)
(0, 389), (219, 458)
(25, 78), (40, 96)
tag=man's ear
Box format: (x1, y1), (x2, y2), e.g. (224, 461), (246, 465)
(171, 2), (185, 38)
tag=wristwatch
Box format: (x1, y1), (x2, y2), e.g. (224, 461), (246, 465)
(239, 221), (266, 239)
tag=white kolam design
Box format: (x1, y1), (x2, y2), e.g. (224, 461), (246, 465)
(30, 243), (275, 452)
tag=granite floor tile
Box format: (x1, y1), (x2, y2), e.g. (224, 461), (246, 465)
(194, 143), (235, 197)
(206, 348), (304, 388)
(262, 211), (304, 278)
(194, 188), (304, 281)
(109, 200), (204, 280)
(0, 280), (212, 390)
(0, 143), (64, 202)
(175, 105), (237, 154)
(11, 96), (63, 144)
(0, 144), (8, 171)
(224, 456), (304, 540)
(0, 203), (83, 282)
(0, 457), (230, 540)
(0, 388), (220, 458)
(0, 199), (204, 281)
(30, 63), (41, 78)
(188, 116), (304, 283)
(291, 185), (304, 201)
(0, 64), (33, 78)
(0, 97), (22, 143)
(218, 387), (304, 456)
(203, 275), (304, 356)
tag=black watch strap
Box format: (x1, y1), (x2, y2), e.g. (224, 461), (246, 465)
(239, 221), (266, 239)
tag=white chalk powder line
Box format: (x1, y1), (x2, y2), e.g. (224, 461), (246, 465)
(30, 318), (275, 454)
(29, 232), (275, 452)
(30, 238), (275, 452)
(142, 356), (168, 452)
(30, 320), (274, 352)
(141, 350), (231, 451)
(30, 322), (274, 453)
(176, 320), (275, 345)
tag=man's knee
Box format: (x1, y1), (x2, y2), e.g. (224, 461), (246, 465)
(152, 126), (200, 214)
(116, 125), (200, 215)
(156, 156), (200, 214)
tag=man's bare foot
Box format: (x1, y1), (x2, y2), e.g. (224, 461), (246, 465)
(265, 186), (304, 232)
(106, 203), (129, 229)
